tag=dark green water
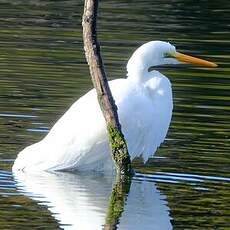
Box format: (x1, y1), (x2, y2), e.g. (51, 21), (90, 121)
(0, 0), (229, 229)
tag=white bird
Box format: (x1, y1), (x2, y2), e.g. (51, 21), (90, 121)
(12, 41), (217, 173)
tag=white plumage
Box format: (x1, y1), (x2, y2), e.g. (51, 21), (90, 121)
(12, 41), (216, 173)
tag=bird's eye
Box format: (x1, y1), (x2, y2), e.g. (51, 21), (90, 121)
(164, 53), (173, 58)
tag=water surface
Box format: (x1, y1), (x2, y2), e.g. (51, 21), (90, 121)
(0, 0), (229, 229)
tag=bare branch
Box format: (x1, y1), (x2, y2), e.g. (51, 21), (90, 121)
(82, 0), (133, 176)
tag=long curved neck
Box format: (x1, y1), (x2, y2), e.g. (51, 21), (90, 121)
(126, 56), (150, 83)
(126, 68), (151, 83)
(125, 41), (177, 83)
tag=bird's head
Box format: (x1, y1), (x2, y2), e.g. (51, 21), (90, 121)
(127, 41), (217, 78)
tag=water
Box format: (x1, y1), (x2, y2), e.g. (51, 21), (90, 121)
(0, 0), (229, 229)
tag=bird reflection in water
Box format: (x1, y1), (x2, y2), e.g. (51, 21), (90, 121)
(14, 171), (172, 229)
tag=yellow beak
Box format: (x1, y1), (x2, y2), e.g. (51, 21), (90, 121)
(175, 52), (218, 67)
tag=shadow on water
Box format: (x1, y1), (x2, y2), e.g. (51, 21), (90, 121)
(11, 170), (172, 230)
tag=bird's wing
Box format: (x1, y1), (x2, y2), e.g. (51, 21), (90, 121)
(13, 85), (109, 171)
(140, 73), (173, 161)
(115, 73), (173, 162)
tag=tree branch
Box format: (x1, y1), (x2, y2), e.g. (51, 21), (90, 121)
(82, 0), (133, 176)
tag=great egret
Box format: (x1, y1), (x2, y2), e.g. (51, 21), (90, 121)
(12, 41), (217, 173)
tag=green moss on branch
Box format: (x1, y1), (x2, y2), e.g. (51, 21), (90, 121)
(108, 126), (133, 176)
